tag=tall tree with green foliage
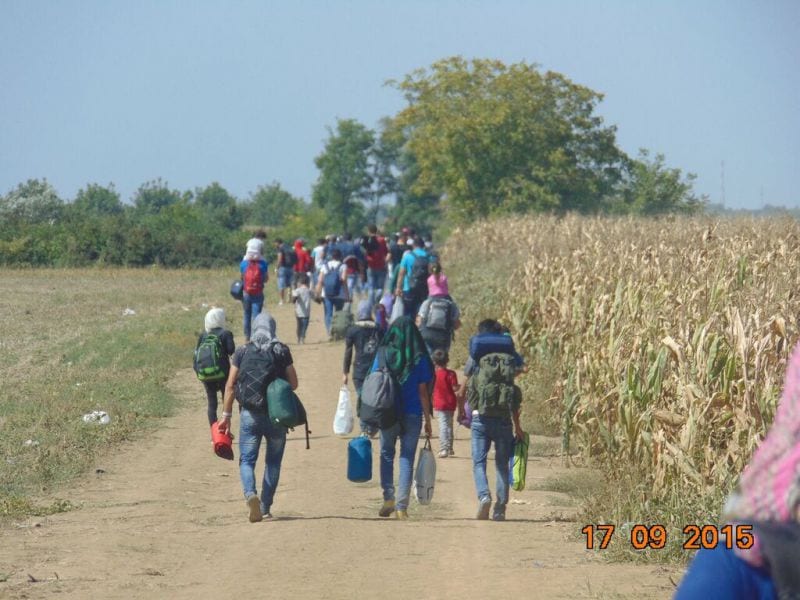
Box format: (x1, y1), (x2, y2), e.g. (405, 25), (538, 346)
(195, 182), (243, 230)
(389, 57), (626, 222)
(607, 149), (706, 215)
(312, 118), (374, 234)
(246, 182), (304, 227)
(132, 179), (187, 214)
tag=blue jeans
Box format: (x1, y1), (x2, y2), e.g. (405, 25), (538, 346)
(367, 268), (387, 305)
(277, 266), (293, 290)
(379, 413), (422, 511)
(238, 409), (287, 514)
(674, 543), (776, 599)
(323, 297), (344, 333)
(402, 292), (425, 322)
(471, 415), (514, 515)
(242, 292), (264, 340)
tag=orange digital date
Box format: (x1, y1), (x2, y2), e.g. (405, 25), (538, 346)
(581, 523), (755, 550)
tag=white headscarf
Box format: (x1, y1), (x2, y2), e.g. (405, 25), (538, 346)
(204, 308), (226, 333)
(250, 312), (279, 351)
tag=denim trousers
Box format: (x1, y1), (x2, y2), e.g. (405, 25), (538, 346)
(367, 268), (387, 305)
(471, 415), (514, 513)
(379, 413), (423, 511)
(674, 543), (775, 600)
(296, 316), (309, 341)
(323, 297), (344, 333)
(242, 292), (264, 340)
(435, 410), (454, 453)
(402, 292), (424, 322)
(238, 409), (287, 514)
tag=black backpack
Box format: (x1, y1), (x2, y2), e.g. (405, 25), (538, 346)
(282, 244), (297, 268)
(235, 345), (278, 412)
(407, 253), (430, 299)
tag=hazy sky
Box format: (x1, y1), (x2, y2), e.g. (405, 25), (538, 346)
(1, 0), (798, 210)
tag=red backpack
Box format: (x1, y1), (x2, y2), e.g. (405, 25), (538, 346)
(243, 261), (264, 295)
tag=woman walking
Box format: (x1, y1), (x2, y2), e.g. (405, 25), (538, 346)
(372, 316), (434, 520)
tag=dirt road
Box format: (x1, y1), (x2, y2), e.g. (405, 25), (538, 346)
(0, 305), (678, 599)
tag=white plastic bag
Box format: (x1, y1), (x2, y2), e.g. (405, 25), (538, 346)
(389, 297), (404, 324)
(333, 386), (354, 435)
(414, 438), (437, 505)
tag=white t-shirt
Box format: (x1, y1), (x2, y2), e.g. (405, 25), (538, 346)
(312, 244), (326, 270)
(244, 237), (265, 260)
(318, 260), (347, 299)
(292, 286), (312, 318)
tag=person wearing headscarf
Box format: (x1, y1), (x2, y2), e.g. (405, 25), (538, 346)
(196, 308), (236, 426)
(371, 315), (434, 520)
(343, 300), (384, 436)
(675, 341), (800, 599)
(219, 312), (297, 523)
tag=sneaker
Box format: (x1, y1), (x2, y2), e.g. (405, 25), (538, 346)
(395, 510), (409, 520)
(492, 510), (506, 522)
(262, 512), (273, 520)
(247, 495), (262, 523)
(437, 450), (449, 458)
(476, 497), (491, 520)
(449, 448), (455, 456)
(378, 499), (396, 518)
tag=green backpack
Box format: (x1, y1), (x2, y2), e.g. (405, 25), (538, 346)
(266, 378), (311, 449)
(193, 333), (226, 382)
(468, 352), (518, 418)
(330, 305), (354, 341)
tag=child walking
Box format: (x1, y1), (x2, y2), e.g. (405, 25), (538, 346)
(431, 349), (460, 458)
(292, 273), (312, 344)
(195, 308), (236, 426)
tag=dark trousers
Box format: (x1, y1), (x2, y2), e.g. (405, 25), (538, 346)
(203, 380), (226, 426)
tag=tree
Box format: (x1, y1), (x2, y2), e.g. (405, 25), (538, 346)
(132, 179), (185, 214)
(195, 182), (243, 230)
(72, 183), (123, 215)
(246, 182), (303, 227)
(0, 178), (63, 224)
(389, 57), (626, 222)
(608, 150), (706, 215)
(312, 118), (374, 233)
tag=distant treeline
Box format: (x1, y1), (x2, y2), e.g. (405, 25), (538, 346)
(2, 56), (715, 267)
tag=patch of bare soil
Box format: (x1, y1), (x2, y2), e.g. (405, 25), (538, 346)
(0, 304), (679, 599)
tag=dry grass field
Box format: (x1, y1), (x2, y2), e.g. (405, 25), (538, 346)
(443, 214), (800, 560)
(0, 267), (253, 516)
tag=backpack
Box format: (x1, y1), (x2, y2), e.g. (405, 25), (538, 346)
(266, 377), (311, 449)
(467, 352), (519, 418)
(407, 253), (430, 299)
(360, 349), (401, 430)
(330, 305), (354, 341)
(230, 279), (243, 301)
(421, 297), (453, 332)
(469, 333), (516, 363)
(235, 345), (277, 412)
(193, 333), (226, 382)
(243, 261), (264, 295)
(282, 244), (297, 268)
(323, 262), (343, 298)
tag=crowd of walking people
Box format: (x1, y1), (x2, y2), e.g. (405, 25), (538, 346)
(193, 223), (799, 598)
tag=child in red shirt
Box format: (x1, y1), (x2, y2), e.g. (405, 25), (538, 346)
(431, 349), (461, 458)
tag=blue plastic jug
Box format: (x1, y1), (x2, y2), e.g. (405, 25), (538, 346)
(347, 435), (372, 482)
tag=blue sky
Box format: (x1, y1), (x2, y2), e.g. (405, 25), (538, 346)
(1, 0), (798, 209)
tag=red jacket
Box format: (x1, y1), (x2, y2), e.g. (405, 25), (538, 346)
(365, 235), (389, 270)
(433, 367), (459, 412)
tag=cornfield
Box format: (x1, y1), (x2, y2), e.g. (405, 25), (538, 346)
(443, 214), (800, 553)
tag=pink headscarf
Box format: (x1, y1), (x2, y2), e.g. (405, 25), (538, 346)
(428, 273), (449, 297)
(726, 340), (800, 564)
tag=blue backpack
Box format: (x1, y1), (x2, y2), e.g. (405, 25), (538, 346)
(323, 262), (343, 297)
